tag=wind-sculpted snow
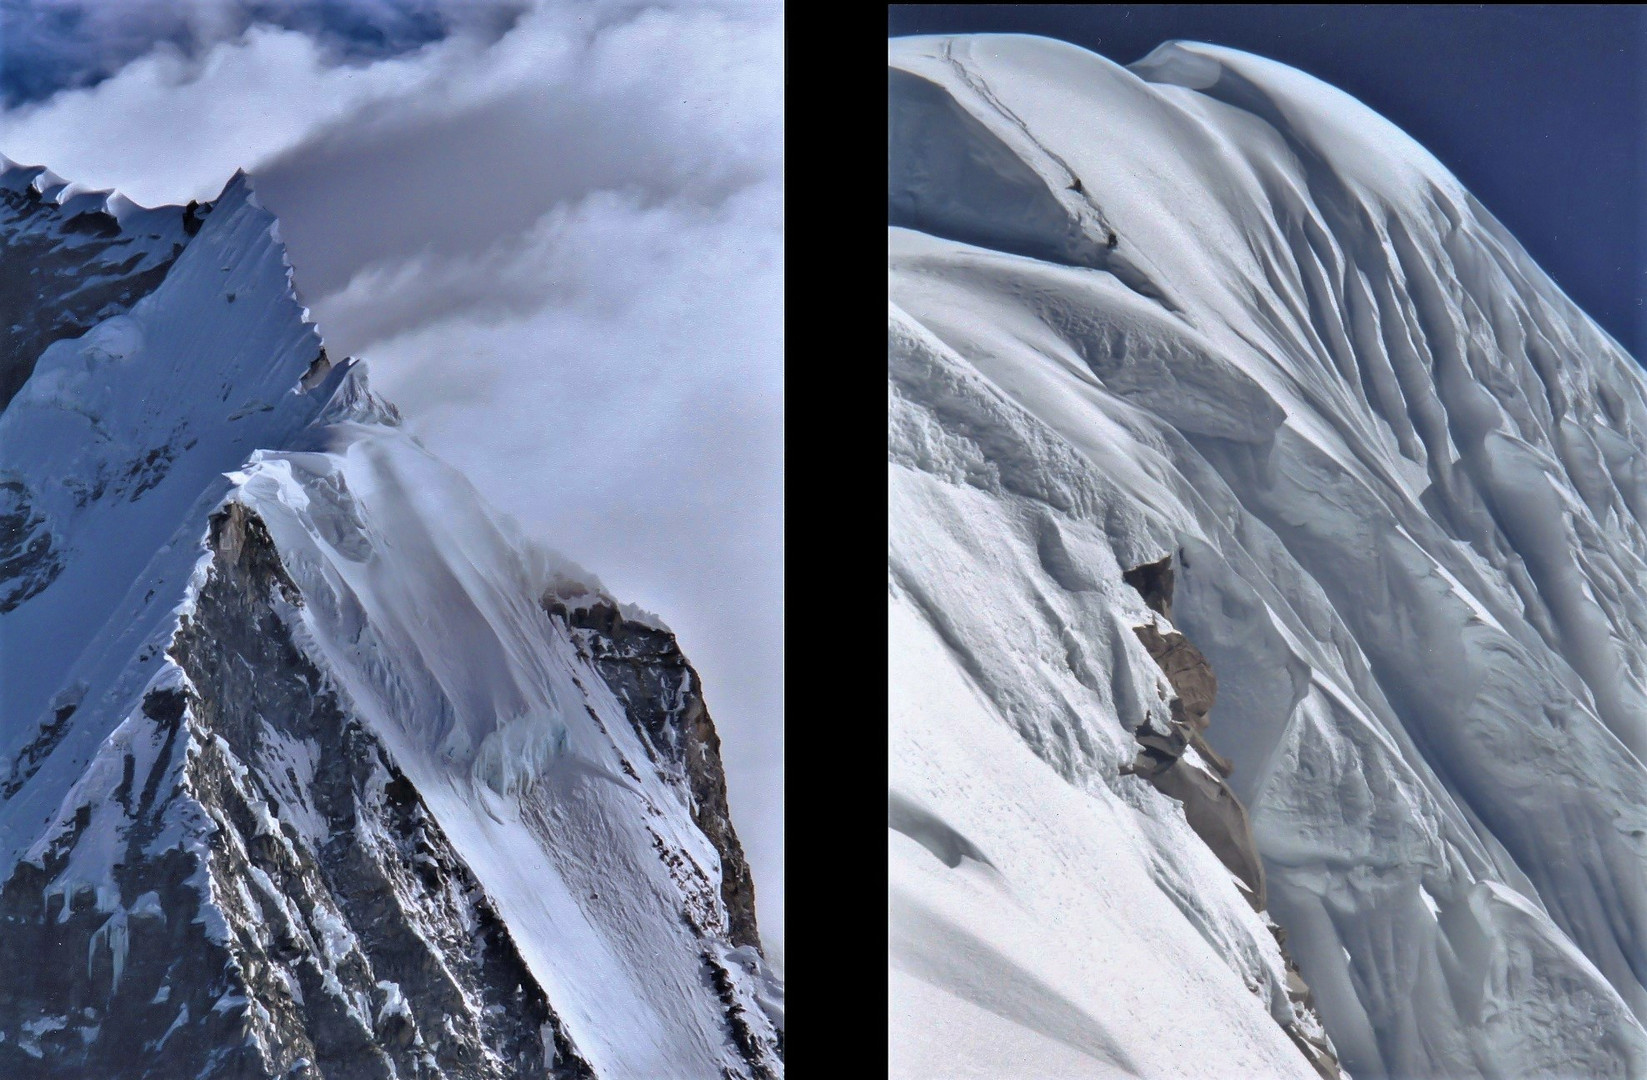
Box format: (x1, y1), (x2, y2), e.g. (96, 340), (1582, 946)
(889, 33), (1647, 1080)
(0, 164), (779, 1077)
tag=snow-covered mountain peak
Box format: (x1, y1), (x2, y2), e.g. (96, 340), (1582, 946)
(0, 155), (70, 200)
(1131, 41), (1466, 205)
(0, 153), (195, 237)
(1, 162), (779, 1077)
(0, 156), (195, 411)
(891, 32), (1647, 1080)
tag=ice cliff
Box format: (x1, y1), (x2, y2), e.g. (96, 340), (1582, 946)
(0, 158), (781, 1078)
(888, 34), (1647, 1080)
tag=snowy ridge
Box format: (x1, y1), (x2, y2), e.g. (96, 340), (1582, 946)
(227, 428), (773, 1078)
(0, 168), (337, 876)
(0, 153), (187, 251)
(0, 163), (778, 1077)
(889, 33), (1647, 1080)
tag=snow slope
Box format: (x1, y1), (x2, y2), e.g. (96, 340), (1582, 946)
(889, 34), (1647, 1080)
(0, 162), (779, 1077)
(0, 169), (337, 863)
(230, 426), (775, 1079)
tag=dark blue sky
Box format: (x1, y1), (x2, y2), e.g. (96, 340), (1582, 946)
(889, 5), (1647, 360)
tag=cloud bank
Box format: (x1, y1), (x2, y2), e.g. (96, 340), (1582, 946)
(0, 0), (524, 105)
(0, 0), (784, 967)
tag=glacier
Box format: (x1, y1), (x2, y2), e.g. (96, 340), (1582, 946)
(0, 158), (781, 1077)
(888, 33), (1647, 1080)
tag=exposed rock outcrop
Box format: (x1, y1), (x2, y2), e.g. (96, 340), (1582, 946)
(1121, 555), (1262, 906)
(1122, 554), (1340, 1080)
(541, 590), (762, 954)
(0, 479), (63, 615)
(0, 502), (589, 1078)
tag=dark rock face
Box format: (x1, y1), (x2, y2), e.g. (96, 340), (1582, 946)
(0, 817), (256, 1077)
(0, 478), (63, 615)
(0, 180), (186, 414)
(541, 593), (762, 953)
(0, 680), (79, 800)
(1122, 555), (1341, 1080)
(700, 948), (778, 1080)
(0, 504), (593, 1078)
(1122, 554), (1175, 621)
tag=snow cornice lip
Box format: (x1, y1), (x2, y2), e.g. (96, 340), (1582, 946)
(0, 152), (252, 210)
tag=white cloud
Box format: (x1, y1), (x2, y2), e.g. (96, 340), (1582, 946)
(0, 24), (436, 202)
(0, 0), (785, 964)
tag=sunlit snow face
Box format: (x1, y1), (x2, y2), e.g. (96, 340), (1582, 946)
(0, 0), (784, 966)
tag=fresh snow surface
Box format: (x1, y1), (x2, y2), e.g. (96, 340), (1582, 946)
(889, 33), (1647, 1080)
(890, 599), (1316, 1080)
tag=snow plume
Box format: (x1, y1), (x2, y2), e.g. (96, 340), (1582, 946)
(0, 0), (783, 963)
